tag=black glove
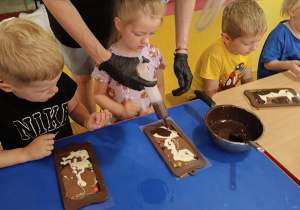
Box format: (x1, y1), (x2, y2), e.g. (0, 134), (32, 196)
(99, 53), (156, 91)
(172, 53), (193, 96)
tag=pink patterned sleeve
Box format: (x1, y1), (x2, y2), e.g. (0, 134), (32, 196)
(91, 67), (110, 82)
(154, 46), (167, 74)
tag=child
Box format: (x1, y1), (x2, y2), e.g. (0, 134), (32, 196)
(188, 0), (267, 99)
(0, 18), (112, 168)
(92, 0), (166, 123)
(257, 0), (300, 79)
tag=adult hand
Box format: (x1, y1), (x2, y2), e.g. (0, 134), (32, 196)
(99, 54), (156, 91)
(172, 53), (193, 96)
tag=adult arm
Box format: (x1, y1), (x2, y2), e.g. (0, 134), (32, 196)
(172, 0), (196, 96)
(43, 0), (110, 64)
(43, 0), (156, 90)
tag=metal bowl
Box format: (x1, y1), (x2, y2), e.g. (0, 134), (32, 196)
(205, 105), (264, 153)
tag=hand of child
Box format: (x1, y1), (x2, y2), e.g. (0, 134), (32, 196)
(139, 105), (155, 116)
(289, 60), (300, 78)
(22, 134), (55, 161)
(85, 109), (112, 131)
(121, 101), (141, 119)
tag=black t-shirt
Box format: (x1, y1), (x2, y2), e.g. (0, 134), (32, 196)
(0, 72), (77, 150)
(46, 0), (114, 48)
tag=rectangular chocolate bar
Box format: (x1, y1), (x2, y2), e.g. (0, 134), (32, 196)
(143, 119), (206, 177)
(244, 88), (300, 109)
(54, 142), (108, 210)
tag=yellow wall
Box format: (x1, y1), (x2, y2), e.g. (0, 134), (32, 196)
(152, 0), (284, 95)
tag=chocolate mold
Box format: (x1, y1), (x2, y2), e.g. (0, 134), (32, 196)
(143, 120), (206, 177)
(54, 142), (108, 210)
(244, 88), (300, 108)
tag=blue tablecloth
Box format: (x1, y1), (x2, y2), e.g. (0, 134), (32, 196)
(0, 100), (299, 210)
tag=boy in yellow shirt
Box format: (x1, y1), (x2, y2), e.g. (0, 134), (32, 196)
(188, 0), (267, 99)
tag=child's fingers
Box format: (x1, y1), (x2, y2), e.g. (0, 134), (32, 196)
(46, 144), (54, 152)
(43, 133), (56, 140)
(92, 113), (105, 125)
(46, 139), (55, 146)
(101, 109), (112, 119)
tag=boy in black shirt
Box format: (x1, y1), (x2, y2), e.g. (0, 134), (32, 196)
(0, 18), (112, 168)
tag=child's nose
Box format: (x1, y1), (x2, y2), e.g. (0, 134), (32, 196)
(251, 42), (260, 51)
(142, 36), (150, 44)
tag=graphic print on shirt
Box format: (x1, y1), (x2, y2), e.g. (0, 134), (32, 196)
(13, 102), (68, 140)
(219, 62), (245, 90)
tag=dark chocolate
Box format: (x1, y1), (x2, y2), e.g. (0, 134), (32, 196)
(54, 142), (108, 210)
(144, 120), (206, 177)
(244, 88), (300, 108)
(205, 105), (263, 142)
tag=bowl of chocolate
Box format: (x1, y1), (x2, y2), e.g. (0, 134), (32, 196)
(194, 90), (264, 153)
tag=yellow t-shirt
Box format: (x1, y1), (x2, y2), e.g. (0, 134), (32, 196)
(188, 37), (252, 99)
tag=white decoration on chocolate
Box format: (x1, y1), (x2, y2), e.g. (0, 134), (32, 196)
(61, 150), (91, 187)
(258, 89), (294, 104)
(76, 186), (85, 198)
(153, 126), (196, 162)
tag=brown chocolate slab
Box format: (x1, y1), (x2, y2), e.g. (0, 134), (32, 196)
(244, 88), (300, 109)
(54, 142), (108, 210)
(143, 119), (206, 177)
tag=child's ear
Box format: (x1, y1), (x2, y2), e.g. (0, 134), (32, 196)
(288, 9), (296, 17)
(221, 32), (230, 44)
(0, 82), (13, 92)
(114, 17), (122, 32)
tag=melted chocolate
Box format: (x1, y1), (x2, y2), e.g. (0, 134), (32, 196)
(205, 105), (263, 142)
(150, 127), (172, 137)
(210, 120), (254, 141)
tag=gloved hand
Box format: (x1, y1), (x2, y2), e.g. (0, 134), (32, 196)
(99, 53), (156, 91)
(172, 53), (193, 96)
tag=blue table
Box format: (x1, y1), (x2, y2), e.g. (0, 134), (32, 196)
(1, 100), (299, 210)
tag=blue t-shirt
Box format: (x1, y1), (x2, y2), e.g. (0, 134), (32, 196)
(257, 21), (300, 79)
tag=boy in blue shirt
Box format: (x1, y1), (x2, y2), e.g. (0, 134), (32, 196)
(257, 0), (300, 79)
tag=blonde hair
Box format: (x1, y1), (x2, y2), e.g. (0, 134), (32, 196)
(109, 0), (165, 47)
(281, 0), (300, 17)
(222, 0), (267, 40)
(0, 18), (64, 84)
